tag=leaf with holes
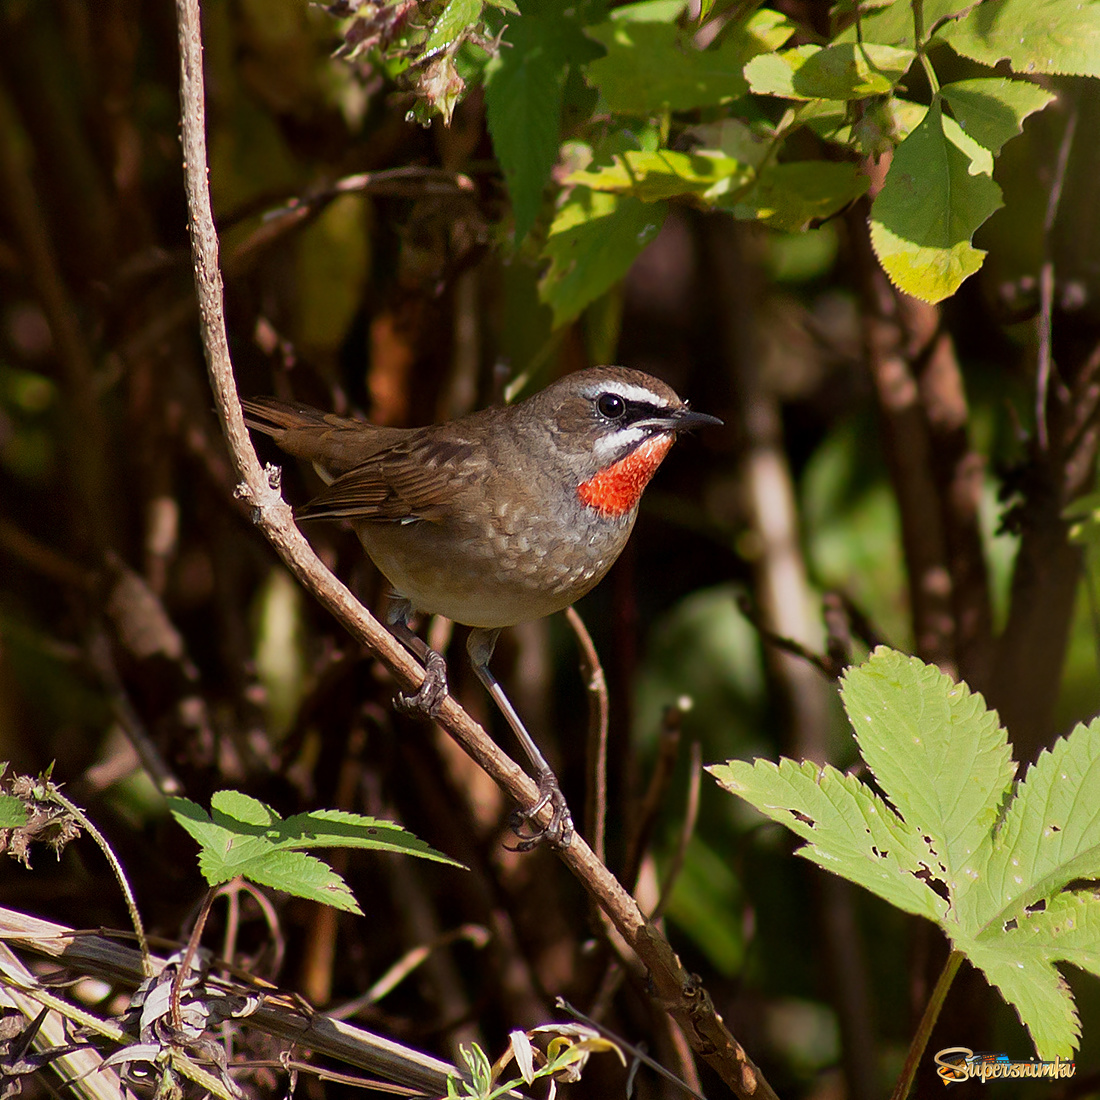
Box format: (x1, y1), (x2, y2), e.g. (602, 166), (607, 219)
(710, 647), (1100, 1059)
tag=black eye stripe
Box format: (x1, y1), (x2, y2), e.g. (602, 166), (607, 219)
(591, 392), (672, 422)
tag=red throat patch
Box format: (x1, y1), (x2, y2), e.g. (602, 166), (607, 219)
(577, 434), (674, 517)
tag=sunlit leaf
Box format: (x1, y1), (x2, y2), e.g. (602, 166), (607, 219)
(941, 77), (1057, 154)
(938, 0), (1100, 77)
(713, 648), (1100, 1059)
(538, 189), (666, 327)
(869, 100), (1002, 303)
(727, 160), (869, 231)
(585, 10), (794, 114)
(567, 148), (749, 202)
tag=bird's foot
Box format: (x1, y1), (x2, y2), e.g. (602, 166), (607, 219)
(507, 770), (574, 851)
(395, 649), (449, 718)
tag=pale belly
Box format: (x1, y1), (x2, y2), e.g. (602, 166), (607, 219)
(354, 511), (636, 628)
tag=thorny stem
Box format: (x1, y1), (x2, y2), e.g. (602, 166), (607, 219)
(890, 949), (963, 1100)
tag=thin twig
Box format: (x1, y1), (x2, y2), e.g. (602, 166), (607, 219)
(736, 592), (844, 679)
(651, 742), (702, 923)
(621, 702), (685, 894)
(1036, 101), (1078, 453)
(565, 606), (610, 863)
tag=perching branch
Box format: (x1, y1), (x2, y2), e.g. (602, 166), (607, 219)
(173, 1), (777, 1095)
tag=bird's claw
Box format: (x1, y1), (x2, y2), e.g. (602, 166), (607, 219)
(395, 649), (449, 718)
(507, 771), (574, 851)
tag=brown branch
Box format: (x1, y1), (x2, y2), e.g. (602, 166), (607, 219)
(174, 2), (776, 1095)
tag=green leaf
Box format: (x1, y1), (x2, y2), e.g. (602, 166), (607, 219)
(743, 44), (820, 99)
(869, 99), (1003, 303)
(567, 148), (749, 202)
(210, 848), (362, 913)
(710, 757), (950, 921)
(726, 160), (869, 231)
(712, 647), (1100, 1059)
(788, 42), (916, 100)
(938, 0), (1100, 77)
(169, 792), (462, 914)
(957, 718), (1100, 929)
(423, 0), (486, 59)
(0, 795), (27, 828)
(941, 78), (1057, 154)
(538, 189), (667, 327)
(584, 9), (795, 114)
(485, 12), (575, 241)
(840, 649), (1016, 896)
(835, 0), (989, 47)
(610, 0), (689, 20)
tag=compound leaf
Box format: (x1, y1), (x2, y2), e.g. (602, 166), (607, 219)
(712, 648), (1100, 1059)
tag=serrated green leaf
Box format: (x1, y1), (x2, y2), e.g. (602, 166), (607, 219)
(714, 647), (1100, 1059)
(725, 160), (869, 231)
(585, 10), (794, 115)
(710, 757), (949, 919)
(170, 792), (461, 907)
(538, 189), (666, 327)
(957, 719), (1100, 930)
(964, 932), (1080, 1059)
(276, 808), (462, 865)
(869, 99), (1003, 302)
(789, 42), (916, 100)
(0, 795), (26, 828)
(938, 0), (1100, 77)
(212, 788), (279, 826)
(840, 648), (1016, 895)
(567, 148), (748, 202)
(423, 0), (486, 59)
(485, 16), (571, 242)
(218, 849), (362, 914)
(941, 78), (1057, 154)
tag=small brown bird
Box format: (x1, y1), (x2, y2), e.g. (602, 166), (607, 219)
(244, 366), (721, 847)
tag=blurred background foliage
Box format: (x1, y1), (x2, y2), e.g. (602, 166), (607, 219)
(2, 0), (1100, 1098)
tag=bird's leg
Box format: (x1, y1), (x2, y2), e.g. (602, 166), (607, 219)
(467, 628), (575, 850)
(386, 598), (449, 716)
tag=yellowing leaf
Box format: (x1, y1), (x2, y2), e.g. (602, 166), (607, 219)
(869, 100), (1003, 303)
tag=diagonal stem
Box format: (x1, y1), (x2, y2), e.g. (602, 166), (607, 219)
(890, 948), (963, 1100)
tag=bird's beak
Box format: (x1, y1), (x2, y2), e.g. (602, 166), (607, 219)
(672, 407), (724, 430)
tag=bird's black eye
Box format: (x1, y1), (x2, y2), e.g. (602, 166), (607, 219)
(596, 392), (626, 420)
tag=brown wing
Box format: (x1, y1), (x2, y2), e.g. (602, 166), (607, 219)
(242, 398), (400, 474)
(244, 397), (488, 524)
(299, 432), (483, 524)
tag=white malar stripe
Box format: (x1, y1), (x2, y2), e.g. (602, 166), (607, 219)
(592, 424), (648, 463)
